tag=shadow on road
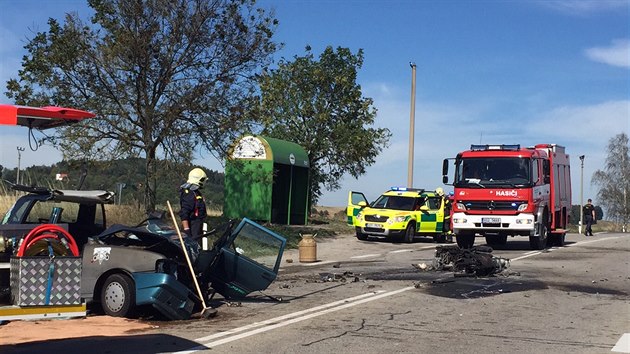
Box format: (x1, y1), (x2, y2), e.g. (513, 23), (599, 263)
(1, 333), (204, 354)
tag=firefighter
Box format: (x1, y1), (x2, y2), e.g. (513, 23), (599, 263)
(436, 188), (453, 242)
(179, 167), (208, 240)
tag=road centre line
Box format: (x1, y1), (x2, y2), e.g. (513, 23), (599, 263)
(612, 333), (630, 353)
(351, 253), (381, 259)
(194, 291), (382, 342)
(389, 249), (413, 254)
(511, 251), (543, 262)
(175, 287), (414, 354)
(512, 235), (623, 261)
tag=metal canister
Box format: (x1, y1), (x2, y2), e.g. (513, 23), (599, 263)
(298, 233), (317, 263)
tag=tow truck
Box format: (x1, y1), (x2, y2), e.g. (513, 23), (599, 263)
(347, 187), (450, 243)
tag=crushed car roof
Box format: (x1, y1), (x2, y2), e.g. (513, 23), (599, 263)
(9, 183), (115, 204)
(51, 190), (115, 204)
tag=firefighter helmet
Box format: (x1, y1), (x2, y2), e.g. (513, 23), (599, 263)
(436, 187), (444, 196)
(187, 168), (207, 187)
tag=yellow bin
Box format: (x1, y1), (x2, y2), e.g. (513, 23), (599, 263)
(298, 233), (317, 263)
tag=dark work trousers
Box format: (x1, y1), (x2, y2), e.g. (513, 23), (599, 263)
(585, 215), (594, 236)
(190, 218), (205, 240)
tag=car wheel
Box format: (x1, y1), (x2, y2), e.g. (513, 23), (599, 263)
(101, 273), (135, 318)
(404, 224), (415, 243)
(356, 231), (368, 241)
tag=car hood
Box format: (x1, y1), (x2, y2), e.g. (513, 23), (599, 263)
(93, 223), (194, 260)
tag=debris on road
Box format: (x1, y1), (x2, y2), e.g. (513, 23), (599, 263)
(413, 245), (510, 276)
(318, 271), (362, 283)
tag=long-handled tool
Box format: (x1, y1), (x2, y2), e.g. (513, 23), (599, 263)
(166, 201), (216, 319)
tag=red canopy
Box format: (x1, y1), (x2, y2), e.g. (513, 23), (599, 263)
(0, 104), (95, 130)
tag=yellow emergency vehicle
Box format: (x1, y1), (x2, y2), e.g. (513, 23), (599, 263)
(347, 187), (448, 243)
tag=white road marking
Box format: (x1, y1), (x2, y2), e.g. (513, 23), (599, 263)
(173, 287), (414, 354)
(300, 260), (337, 267)
(612, 333), (630, 353)
(389, 249), (413, 254)
(351, 253), (381, 259)
(512, 235), (624, 261)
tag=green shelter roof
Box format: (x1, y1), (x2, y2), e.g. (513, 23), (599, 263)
(231, 135), (309, 167)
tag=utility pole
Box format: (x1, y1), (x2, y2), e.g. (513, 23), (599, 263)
(16, 146), (25, 185)
(407, 62), (417, 188)
(578, 155), (584, 234)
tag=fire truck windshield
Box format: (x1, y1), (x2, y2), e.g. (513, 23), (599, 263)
(454, 157), (532, 188)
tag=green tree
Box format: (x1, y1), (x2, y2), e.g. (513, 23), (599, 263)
(592, 133), (630, 231)
(5, 0), (278, 212)
(255, 46), (391, 205)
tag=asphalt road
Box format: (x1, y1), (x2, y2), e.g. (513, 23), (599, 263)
(5, 231), (630, 353)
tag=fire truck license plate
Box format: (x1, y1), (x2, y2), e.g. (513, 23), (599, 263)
(482, 218), (501, 223)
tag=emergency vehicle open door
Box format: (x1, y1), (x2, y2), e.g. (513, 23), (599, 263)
(347, 191), (368, 226)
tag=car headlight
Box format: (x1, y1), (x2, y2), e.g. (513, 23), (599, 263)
(388, 216), (407, 224)
(517, 203), (528, 211)
(455, 203), (467, 211)
(356, 212), (363, 221)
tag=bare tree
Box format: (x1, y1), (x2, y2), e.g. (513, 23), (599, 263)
(592, 132), (630, 231)
(6, 0), (279, 211)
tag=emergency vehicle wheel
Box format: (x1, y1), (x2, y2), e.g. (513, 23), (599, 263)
(433, 234), (446, 243)
(403, 224), (415, 243)
(557, 233), (565, 246)
(549, 232), (566, 247)
(456, 232), (475, 249)
(356, 231), (368, 241)
(529, 223), (548, 250)
(101, 273), (135, 317)
(485, 234), (507, 246)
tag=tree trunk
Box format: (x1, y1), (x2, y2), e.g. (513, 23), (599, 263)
(144, 155), (157, 213)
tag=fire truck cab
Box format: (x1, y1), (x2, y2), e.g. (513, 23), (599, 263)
(442, 144), (571, 250)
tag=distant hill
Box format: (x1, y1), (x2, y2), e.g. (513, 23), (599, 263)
(0, 158), (224, 209)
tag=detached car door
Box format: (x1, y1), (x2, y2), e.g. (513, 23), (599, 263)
(208, 218), (286, 299)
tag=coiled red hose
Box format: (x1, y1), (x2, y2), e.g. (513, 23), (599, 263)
(17, 224), (79, 257)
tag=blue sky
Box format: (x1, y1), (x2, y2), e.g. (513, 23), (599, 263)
(1, 0), (629, 208)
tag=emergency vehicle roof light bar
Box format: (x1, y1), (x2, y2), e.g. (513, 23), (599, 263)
(470, 144), (521, 151)
(390, 186), (425, 193)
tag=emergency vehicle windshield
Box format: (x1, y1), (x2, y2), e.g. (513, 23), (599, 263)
(454, 157), (532, 188)
(371, 195), (423, 211)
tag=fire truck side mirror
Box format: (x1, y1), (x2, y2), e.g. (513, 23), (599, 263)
(442, 159), (450, 183)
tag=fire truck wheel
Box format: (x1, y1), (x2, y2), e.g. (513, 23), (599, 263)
(433, 234), (447, 243)
(356, 231), (368, 241)
(557, 233), (566, 246)
(456, 232), (475, 249)
(403, 224), (415, 243)
(529, 223), (548, 250)
(101, 273), (135, 318)
(550, 232), (566, 247)
(485, 234), (507, 246)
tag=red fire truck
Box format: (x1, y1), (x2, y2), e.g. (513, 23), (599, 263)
(442, 144), (571, 250)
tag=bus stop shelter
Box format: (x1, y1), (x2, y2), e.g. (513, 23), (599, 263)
(223, 135), (310, 225)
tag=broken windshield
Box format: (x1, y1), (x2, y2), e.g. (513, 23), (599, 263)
(454, 157), (532, 188)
